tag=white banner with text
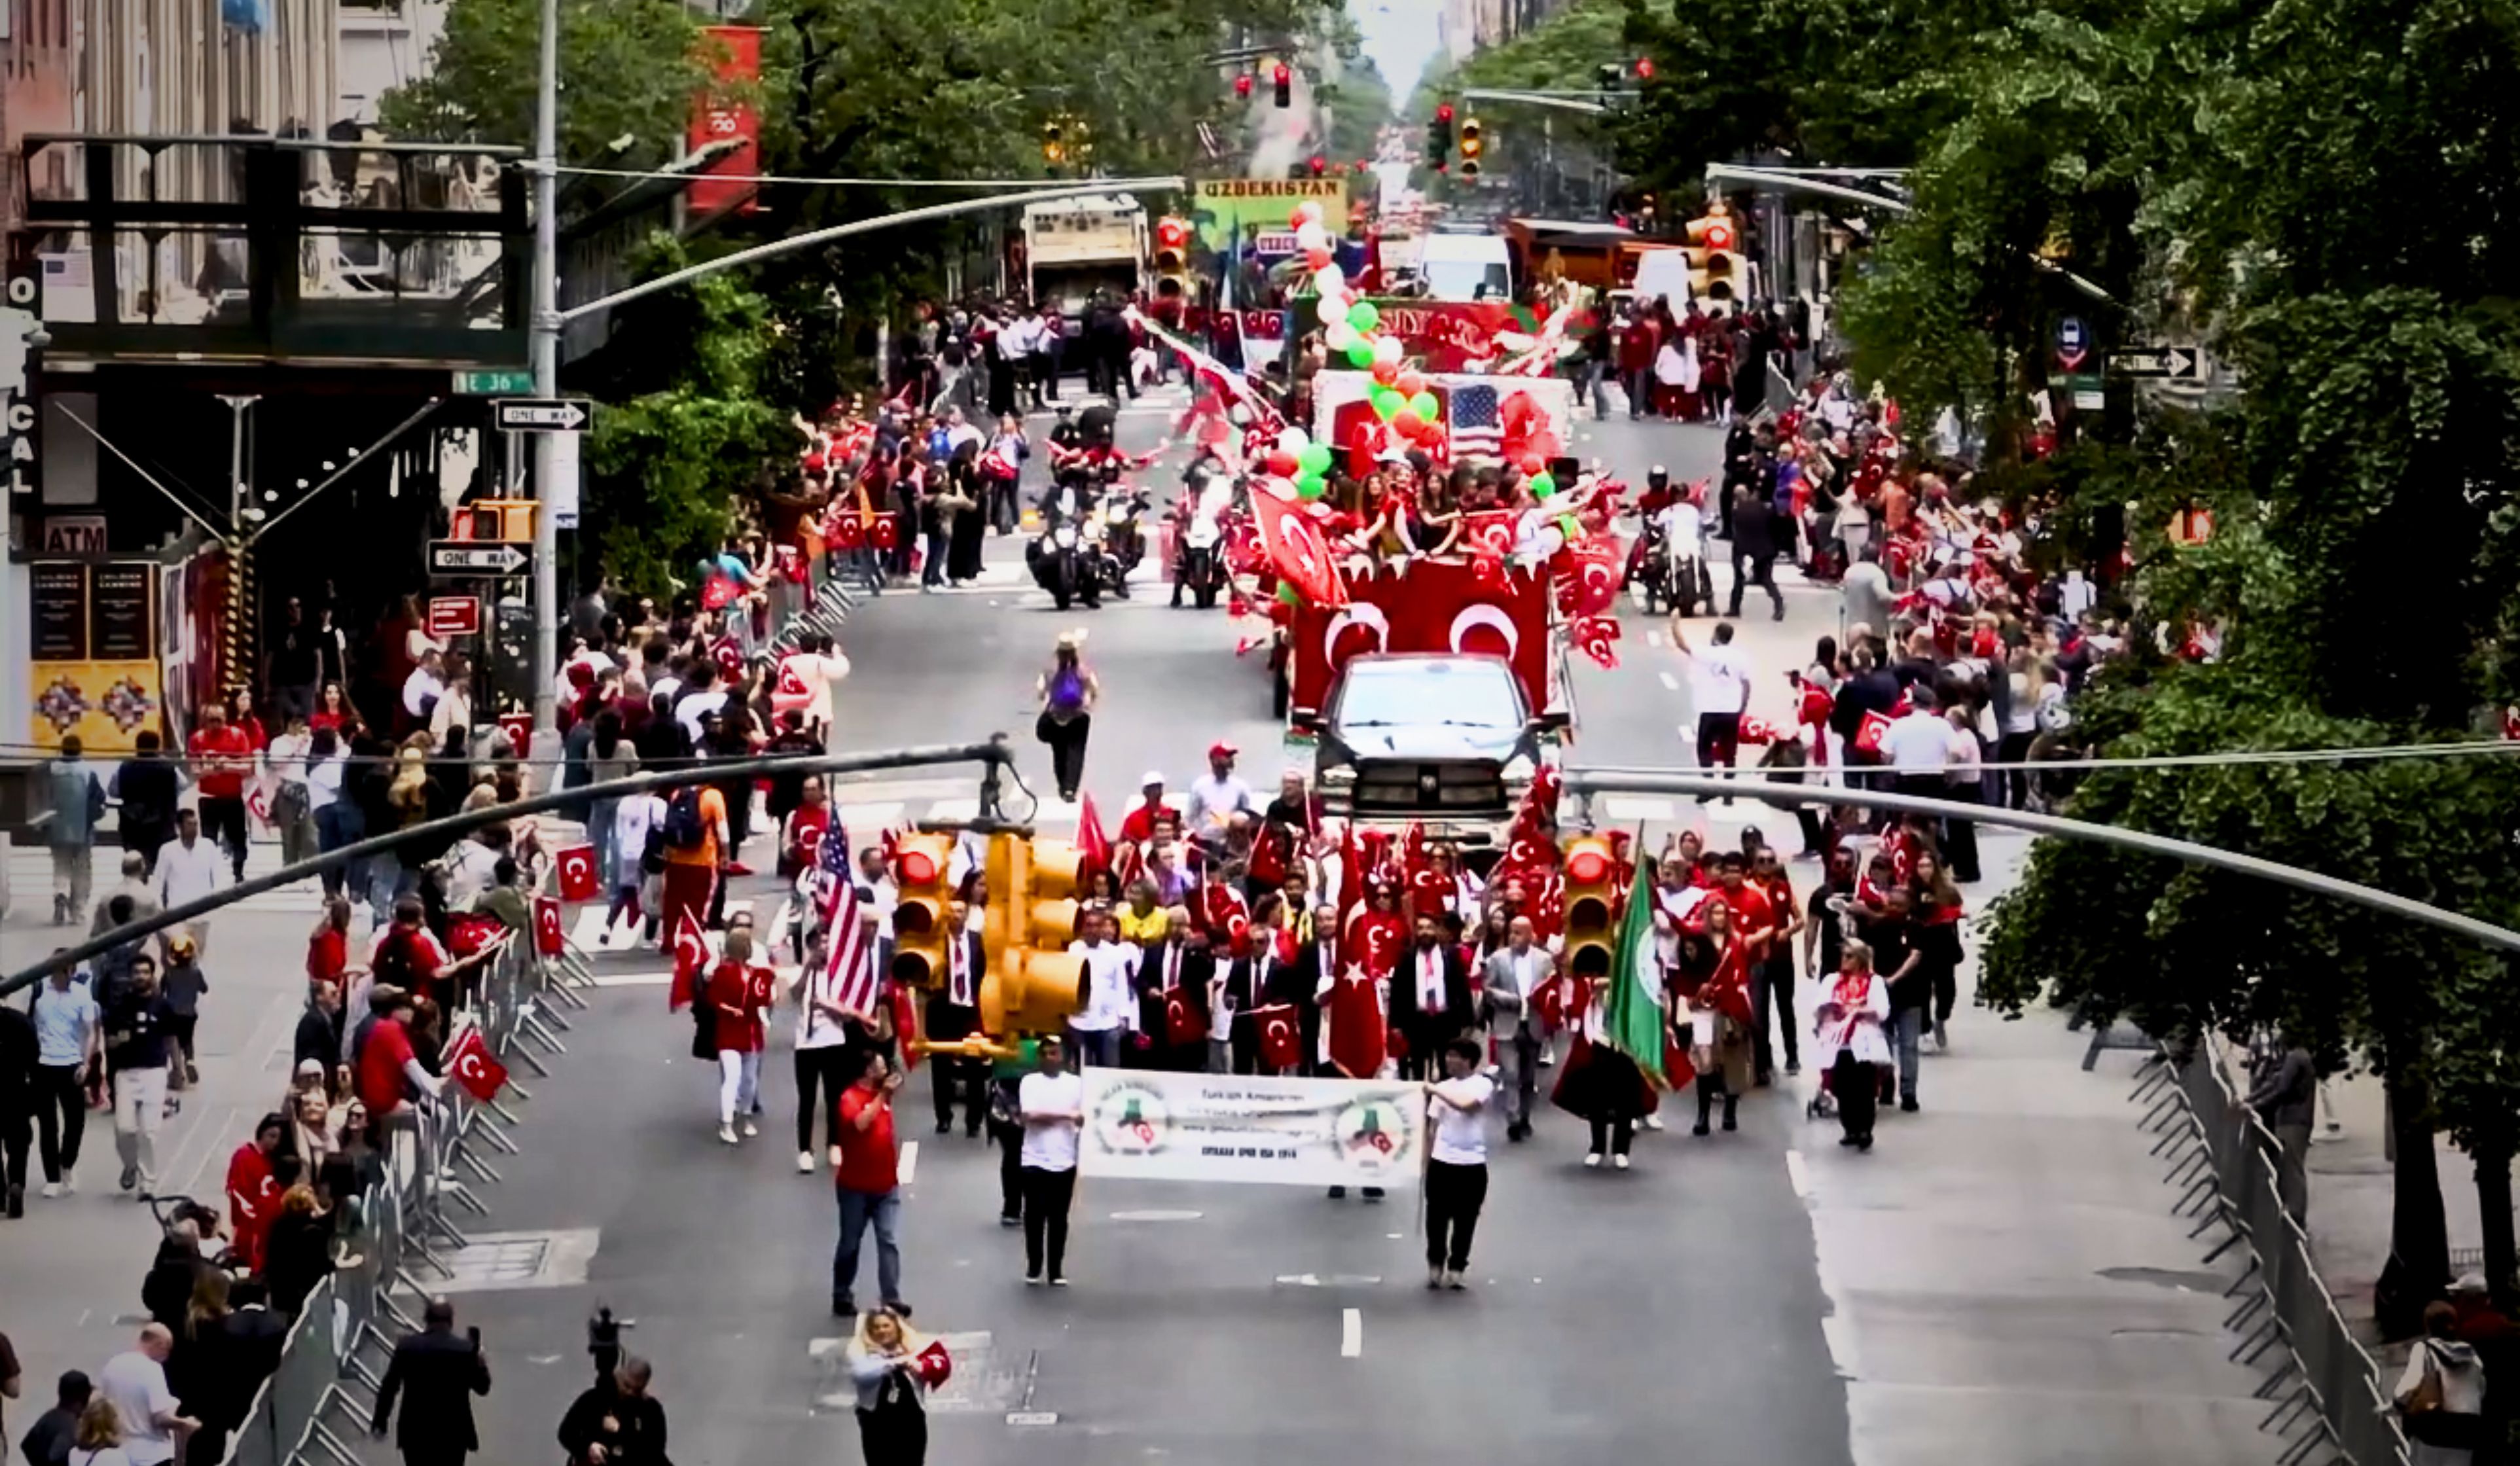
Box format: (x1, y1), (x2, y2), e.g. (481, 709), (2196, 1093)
(1077, 1069), (1426, 1189)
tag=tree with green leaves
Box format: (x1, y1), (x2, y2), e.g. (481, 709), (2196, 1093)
(1822, 0), (2520, 1324)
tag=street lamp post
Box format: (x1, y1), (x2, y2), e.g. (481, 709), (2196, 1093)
(529, 0), (564, 747)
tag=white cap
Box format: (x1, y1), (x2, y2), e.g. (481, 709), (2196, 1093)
(1141, 770), (1166, 789)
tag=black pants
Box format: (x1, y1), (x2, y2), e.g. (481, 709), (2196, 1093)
(932, 1057), (984, 1134)
(857, 1399), (927, 1465)
(1995, 730), (2034, 809)
(1424, 1159), (1487, 1271)
(0, 1103), (28, 1200)
(795, 1045), (853, 1153)
(397, 1448), (467, 1466)
(1728, 552), (1782, 617)
(1939, 781), (1982, 882)
(1753, 956), (1798, 1079)
(993, 1117), (1024, 1221)
(1020, 1166), (1076, 1278)
(166, 1013), (199, 1066)
(1588, 1113), (1634, 1155)
(1695, 712), (1742, 776)
(1833, 1052), (1878, 1144)
(1032, 351), (1058, 402)
(921, 529), (948, 586)
(34, 1064), (86, 1182)
(1039, 713), (1090, 799)
(199, 795), (250, 879)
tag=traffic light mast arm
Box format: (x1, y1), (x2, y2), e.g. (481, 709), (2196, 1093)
(1455, 87), (1608, 116)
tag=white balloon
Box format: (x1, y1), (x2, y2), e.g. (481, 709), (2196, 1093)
(1314, 294), (1347, 326)
(1373, 334), (1403, 367)
(1295, 200), (1324, 226)
(1316, 263), (1346, 295)
(1324, 321), (1361, 353)
(1276, 427), (1310, 454)
(1295, 220), (1328, 251)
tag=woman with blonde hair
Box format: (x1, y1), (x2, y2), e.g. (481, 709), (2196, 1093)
(66, 1396), (133, 1466)
(846, 1304), (934, 1463)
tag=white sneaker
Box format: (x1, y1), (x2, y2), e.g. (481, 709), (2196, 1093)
(40, 1181), (62, 1198)
(62, 1175), (75, 1194)
(742, 1120), (759, 1138)
(1640, 1113), (1666, 1132)
(1613, 1153), (1632, 1171)
(718, 1124), (738, 1145)
(829, 1144), (846, 1168)
(797, 1151), (816, 1173)
(1583, 1153), (1603, 1169)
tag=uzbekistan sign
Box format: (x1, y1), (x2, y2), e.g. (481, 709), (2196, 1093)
(1077, 1069), (1426, 1189)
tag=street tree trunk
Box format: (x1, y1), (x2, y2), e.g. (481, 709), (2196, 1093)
(2476, 1140), (2515, 1314)
(2375, 1062), (2451, 1340)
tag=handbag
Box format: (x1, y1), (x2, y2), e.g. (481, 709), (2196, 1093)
(272, 780), (311, 828)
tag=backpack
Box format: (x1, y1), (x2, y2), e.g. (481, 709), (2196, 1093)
(662, 787), (706, 851)
(1047, 666), (1087, 716)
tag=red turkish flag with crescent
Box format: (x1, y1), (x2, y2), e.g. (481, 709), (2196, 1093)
(1325, 967), (1388, 1079)
(1348, 908), (1405, 978)
(554, 844), (600, 903)
(448, 1027), (509, 1102)
(1248, 484), (1348, 609)
(497, 713), (534, 763)
(668, 911), (711, 1010)
(533, 896), (566, 957)
(1253, 1003), (1303, 1072)
(1164, 987), (1208, 1046)
(914, 1340), (954, 1389)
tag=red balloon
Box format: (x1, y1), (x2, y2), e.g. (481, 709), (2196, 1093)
(1266, 449), (1300, 476)
(1289, 208), (1308, 228)
(1370, 360), (1399, 386)
(1519, 454), (1546, 475)
(1395, 371), (1426, 399)
(1411, 414), (1445, 442)
(1391, 408), (1425, 438)
(1305, 245), (1333, 270)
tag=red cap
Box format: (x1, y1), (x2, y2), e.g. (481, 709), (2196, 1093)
(1208, 741), (1238, 760)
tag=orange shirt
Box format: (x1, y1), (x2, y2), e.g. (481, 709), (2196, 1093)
(664, 787), (728, 868)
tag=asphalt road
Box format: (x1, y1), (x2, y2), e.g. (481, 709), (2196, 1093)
(422, 394), (1861, 1466)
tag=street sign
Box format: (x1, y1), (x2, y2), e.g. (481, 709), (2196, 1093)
(429, 541), (531, 575)
(2112, 345), (2208, 380)
(2053, 315), (2089, 372)
(492, 397), (593, 433)
(452, 368), (535, 395)
(426, 595), (482, 638)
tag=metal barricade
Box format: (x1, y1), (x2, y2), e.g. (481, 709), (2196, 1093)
(2133, 1041), (2412, 1466)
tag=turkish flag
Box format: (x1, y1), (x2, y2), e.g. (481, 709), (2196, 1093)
(1249, 484), (1347, 609)
(890, 982), (923, 1072)
(555, 844), (600, 903)
(710, 635), (744, 677)
(1074, 793), (1112, 876)
(446, 913), (505, 958)
(1349, 909), (1404, 977)
(448, 1027), (510, 1102)
(1325, 967), (1386, 1078)
(1853, 709), (1893, 757)
(914, 1340), (954, 1389)
(528, 896), (562, 957)
(1164, 987), (1208, 1046)
(668, 911), (711, 1010)
(702, 575), (740, 611)
(497, 713), (533, 763)
(1252, 1003), (1302, 1072)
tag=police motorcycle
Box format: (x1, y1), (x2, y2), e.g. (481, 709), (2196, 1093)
(1630, 466), (1711, 617)
(1170, 461), (1236, 609)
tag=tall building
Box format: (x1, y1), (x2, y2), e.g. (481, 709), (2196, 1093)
(336, 0), (447, 125)
(1436, 0), (1570, 62)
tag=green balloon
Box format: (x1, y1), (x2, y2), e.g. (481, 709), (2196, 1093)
(1346, 342), (1377, 369)
(1346, 300), (1381, 333)
(1297, 442), (1333, 474)
(1371, 387), (1401, 421)
(1529, 471), (1557, 497)
(1295, 473), (1327, 499)
(1409, 391), (1438, 421)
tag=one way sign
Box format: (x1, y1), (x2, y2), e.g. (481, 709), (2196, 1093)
(2112, 346), (2208, 380)
(493, 397), (594, 432)
(430, 541), (531, 575)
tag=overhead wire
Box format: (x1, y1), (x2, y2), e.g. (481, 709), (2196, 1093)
(552, 164), (1111, 189)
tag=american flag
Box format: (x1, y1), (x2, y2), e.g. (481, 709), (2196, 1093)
(1446, 383), (1503, 458)
(815, 817), (882, 1020)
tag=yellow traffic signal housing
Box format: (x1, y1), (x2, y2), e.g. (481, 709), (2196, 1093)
(1457, 116), (1485, 182)
(979, 834), (1087, 1035)
(888, 832), (955, 988)
(1685, 204), (1748, 312)
(1561, 835), (1619, 979)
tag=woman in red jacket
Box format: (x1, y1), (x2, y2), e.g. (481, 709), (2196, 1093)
(225, 1113), (287, 1273)
(707, 927), (777, 1146)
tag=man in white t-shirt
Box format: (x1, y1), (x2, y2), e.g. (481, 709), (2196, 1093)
(789, 932), (859, 1173)
(791, 632), (852, 737)
(99, 1325), (194, 1465)
(1016, 1035), (1085, 1286)
(1064, 909), (1138, 1068)
(1672, 618), (1755, 802)
(1424, 1037), (1496, 1291)
(606, 791), (668, 944)
(1882, 685), (1956, 802)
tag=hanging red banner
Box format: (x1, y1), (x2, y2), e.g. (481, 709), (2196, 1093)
(687, 26), (763, 217)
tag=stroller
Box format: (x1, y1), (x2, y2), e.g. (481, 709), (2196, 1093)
(1805, 1058), (1896, 1122)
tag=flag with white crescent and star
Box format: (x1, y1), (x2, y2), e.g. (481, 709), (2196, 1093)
(448, 1026), (509, 1102)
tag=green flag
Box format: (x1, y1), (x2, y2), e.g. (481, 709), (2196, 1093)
(1602, 832), (1667, 1085)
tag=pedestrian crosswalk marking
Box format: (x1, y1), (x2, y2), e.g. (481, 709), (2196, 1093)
(1600, 796), (1676, 823)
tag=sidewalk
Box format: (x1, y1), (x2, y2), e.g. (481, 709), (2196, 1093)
(2304, 1068), (2498, 1347)
(1793, 831), (2278, 1466)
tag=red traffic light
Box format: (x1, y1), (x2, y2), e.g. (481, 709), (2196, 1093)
(897, 848), (940, 885)
(1705, 221), (1737, 251)
(1234, 74), (1253, 98)
(1272, 62), (1290, 84)
(1155, 217), (1188, 249)
(1566, 848), (1612, 885)
(1634, 57), (1655, 81)
(1435, 101), (1455, 124)
(1308, 155), (1325, 175)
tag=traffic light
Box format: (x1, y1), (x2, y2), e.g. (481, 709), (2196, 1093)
(1596, 62), (1623, 104)
(1152, 216), (1191, 301)
(1041, 120), (1064, 165)
(888, 832), (955, 988)
(1561, 835), (1619, 980)
(1685, 200), (1748, 313)
(1424, 101), (1454, 170)
(1272, 62), (1291, 108)
(1634, 56), (1656, 81)
(980, 834), (1087, 1037)
(1456, 116), (1484, 182)
(1308, 154), (1326, 177)
(1234, 72), (1253, 99)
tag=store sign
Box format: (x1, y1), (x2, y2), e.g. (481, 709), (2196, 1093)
(687, 26), (763, 217)
(2, 268), (41, 498)
(39, 516), (107, 553)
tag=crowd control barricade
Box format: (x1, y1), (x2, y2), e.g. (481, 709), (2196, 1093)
(2133, 1041), (2411, 1466)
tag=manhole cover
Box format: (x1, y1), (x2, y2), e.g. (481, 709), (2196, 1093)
(432, 1229), (600, 1293)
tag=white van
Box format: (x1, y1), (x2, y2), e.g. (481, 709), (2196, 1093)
(1414, 233), (1514, 302)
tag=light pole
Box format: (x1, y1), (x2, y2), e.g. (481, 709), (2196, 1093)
(528, 0), (564, 747)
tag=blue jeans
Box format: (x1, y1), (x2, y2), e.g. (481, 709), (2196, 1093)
(833, 1186), (903, 1310)
(1067, 1025), (1123, 1069)
(1890, 1007), (1926, 1101)
(586, 797), (620, 891)
(313, 802), (365, 900)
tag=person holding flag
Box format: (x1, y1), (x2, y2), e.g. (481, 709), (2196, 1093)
(705, 928), (776, 1146)
(793, 818), (875, 1170)
(925, 899), (986, 1137)
(1810, 940), (1892, 1151)
(1553, 836), (1667, 1170)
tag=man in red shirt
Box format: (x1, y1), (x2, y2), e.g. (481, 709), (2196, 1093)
(831, 1050), (909, 1319)
(187, 702), (256, 882)
(1712, 852), (1779, 1092)
(1115, 772), (1169, 846)
(355, 988), (444, 1130)
(1746, 846), (1807, 1084)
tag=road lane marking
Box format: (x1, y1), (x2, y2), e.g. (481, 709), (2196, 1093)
(1646, 629), (1666, 648)
(1786, 1146), (1810, 1200)
(899, 1140), (920, 1185)
(1109, 1209), (1202, 1221)
(587, 970), (674, 988)
(1600, 796), (1676, 823)
(1659, 671), (1680, 691)
(1341, 1308), (1362, 1358)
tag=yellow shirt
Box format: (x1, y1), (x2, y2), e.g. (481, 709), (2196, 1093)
(1116, 907), (1169, 946)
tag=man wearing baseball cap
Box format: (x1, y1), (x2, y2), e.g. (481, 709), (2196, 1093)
(1117, 772), (1170, 846)
(1184, 743), (1251, 839)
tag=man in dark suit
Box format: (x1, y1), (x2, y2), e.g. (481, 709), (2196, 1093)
(1391, 914), (1473, 1081)
(1224, 912), (1308, 1075)
(1134, 912), (1215, 1073)
(926, 903), (986, 1135)
(370, 1297), (491, 1466)
(1290, 905), (1343, 1078)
